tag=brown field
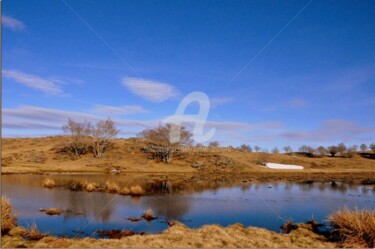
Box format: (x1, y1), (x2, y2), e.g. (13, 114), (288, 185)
(2, 137), (374, 185)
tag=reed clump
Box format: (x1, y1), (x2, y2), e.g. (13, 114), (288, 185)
(130, 185), (145, 196)
(1, 196), (17, 235)
(85, 182), (99, 192)
(142, 208), (157, 221)
(22, 223), (44, 241)
(119, 187), (130, 195)
(105, 181), (120, 193)
(42, 178), (56, 188)
(328, 207), (375, 248)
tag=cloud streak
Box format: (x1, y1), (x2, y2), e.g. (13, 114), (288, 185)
(3, 70), (64, 95)
(210, 97), (234, 107)
(93, 104), (148, 115)
(122, 77), (179, 102)
(2, 15), (25, 31)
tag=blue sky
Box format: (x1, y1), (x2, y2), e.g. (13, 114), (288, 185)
(2, 0), (375, 150)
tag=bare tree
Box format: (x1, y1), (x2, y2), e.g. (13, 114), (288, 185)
(208, 141), (220, 147)
(240, 144), (252, 152)
(91, 118), (119, 158)
(62, 119), (92, 159)
(360, 143), (367, 152)
(138, 123), (193, 163)
(299, 145), (314, 155)
(370, 143), (375, 152)
(337, 142), (347, 155)
(347, 145), (358, 152)
(271, 147), (279, 154)
(316, 146), (327, 156)
(283, 146), (292, 154)
(254, 145), (261, 152)
(327, 146), (338, 157)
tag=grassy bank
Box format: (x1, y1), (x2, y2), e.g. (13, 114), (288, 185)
(2, 137), (375, 185)
(2, 196), (374, 248)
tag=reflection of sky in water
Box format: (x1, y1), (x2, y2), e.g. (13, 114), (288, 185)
(2, 175), (374, 237)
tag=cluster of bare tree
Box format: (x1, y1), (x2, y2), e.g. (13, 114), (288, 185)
(138, 123), (193, 163)
(61, 118), (119, 159)
(236, 142), (375, 157)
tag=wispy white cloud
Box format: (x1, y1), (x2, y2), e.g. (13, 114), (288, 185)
(2, 106), (155, 136)
(210, 97), (234, 107)
(3, 70), (64, 95)
(2, 15), (25, 31)
(122, 77), (179, 102)
(93, 104), (148, 115)
(3, 106), (284, 140)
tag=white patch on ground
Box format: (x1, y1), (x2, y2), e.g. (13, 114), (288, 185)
(265, 162), (304, 170)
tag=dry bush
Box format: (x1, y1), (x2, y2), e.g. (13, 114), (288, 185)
(130, 185), (145, 196)
(119, 187), (130, 195)
(85, 182), (98, 192)
(1, 196), (17, 235)
(328, 208), (375, 247)
(42, 179), (56, 188)
(105, 181), (120, 193)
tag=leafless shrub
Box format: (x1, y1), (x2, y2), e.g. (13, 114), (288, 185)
(92, 118), (119, 158)
(138, 123), (193, 163)
(61, 119), (92, 159)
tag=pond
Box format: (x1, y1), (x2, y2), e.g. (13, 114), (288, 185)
(2, 174), (374, 238)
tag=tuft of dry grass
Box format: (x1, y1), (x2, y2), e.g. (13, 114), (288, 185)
(142, 208), (157, 221)
(39, 208), (63, 216)
(105, 181), (120, 193)
(130, 185), (145, 196)
(1, 196), (17, 235)
(328, 207), (375, 248)
(119, 187), (130, 195)
(42, 178), (56, 188)
(280, 220), (298, 234)
(85, 182), (98, 192)
(22, 223), (44, 241)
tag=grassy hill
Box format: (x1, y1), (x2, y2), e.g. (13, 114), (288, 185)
(2, 137), (375, 184)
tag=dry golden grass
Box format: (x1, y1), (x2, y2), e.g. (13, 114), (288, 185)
(2, 137), (375, 186)
(105, 181), (120, 193)
(1, 196), (17, 235)
(328, 208), (375, 248)
(21, 223), (44, 241)
(130, 185), (145, 196)
(1, 221), (336, 248)
(42, 178), (56, 188)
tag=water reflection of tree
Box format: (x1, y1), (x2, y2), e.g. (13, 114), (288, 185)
(49, 190), (116, 223)
(143, 196), (191, 220)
